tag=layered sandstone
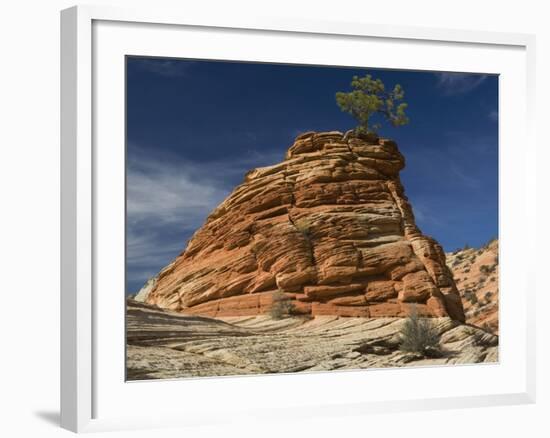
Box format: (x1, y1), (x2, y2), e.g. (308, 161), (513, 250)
(127, 300), (496, 380)
(446, 240), (499, 334)
(142, 131), (465, 321)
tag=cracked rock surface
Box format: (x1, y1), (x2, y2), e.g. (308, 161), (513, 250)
(126, 300), (497, 380)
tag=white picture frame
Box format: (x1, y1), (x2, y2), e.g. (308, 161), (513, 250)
(60, 4), (536, 433)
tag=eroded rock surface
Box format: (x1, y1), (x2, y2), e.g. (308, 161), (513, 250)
(127, 300), (497, 380)
(142, 131), (465, 321)
(446, 240), (499, 334)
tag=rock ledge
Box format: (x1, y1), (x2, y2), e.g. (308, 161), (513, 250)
(142, 131), (465, 321)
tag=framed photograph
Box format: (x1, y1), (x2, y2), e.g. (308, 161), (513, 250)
(61, 5), (536, 432)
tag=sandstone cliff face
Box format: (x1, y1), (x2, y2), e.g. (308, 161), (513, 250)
(446, 240), (499, 334)
(143, 131), (465, 321)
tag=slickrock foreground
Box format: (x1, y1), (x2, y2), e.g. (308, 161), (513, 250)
(139, 131), (465, 321)
(127, 300), (497, 380)
(446, 240), (499, 334)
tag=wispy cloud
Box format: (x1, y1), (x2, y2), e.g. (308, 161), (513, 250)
(411, 203), (446, 229)
(126, 144), (282, 291)
(489, 109), (498, 121)
(131, 58), (195, 77)
(127, 158), (228, 228)
(126, 228), (185, 290)
(412, 205), (426, 222)
(126, 155), (227, 291)
(450, 164), (480, 188)
(442, 130), (497, 157)
(435, 72), (487, 95)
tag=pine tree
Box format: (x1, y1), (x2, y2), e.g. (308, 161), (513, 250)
(336, 74), (409, 134)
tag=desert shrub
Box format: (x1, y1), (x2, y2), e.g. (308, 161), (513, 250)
(399, 306), (441, 356)
(464, 268), (470, 273)
(249, 243), (259, 256)
(484, 236), (498, 249)
(465, 290), (478, 305)
(270, 290), (296, 320)
(294, 218), (312, 236)
(293, 219), (316, 263)
(484, 291), (493, 302)
(479, 265), (491, 275)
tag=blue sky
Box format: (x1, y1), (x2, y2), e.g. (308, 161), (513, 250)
(126, 57), (498, 294)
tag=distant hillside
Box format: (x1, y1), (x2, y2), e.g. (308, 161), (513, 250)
(446, 239), (499, 334)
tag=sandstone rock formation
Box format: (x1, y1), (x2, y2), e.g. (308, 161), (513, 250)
(127, 299), (496, 380)
(446, 239), (499, 334)
(142, 131), (465, 321)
